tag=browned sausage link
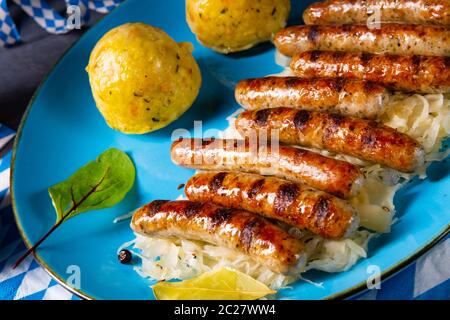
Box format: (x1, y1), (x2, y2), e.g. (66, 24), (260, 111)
(235, 108), (425, 172)
(291, 51), (450, 94)
(235, 77), (390, 118)
(185, 172), (359, 239)
(131, 200), (306, 274)
(274, 24), (450, 57)
(171, 138), (363, 198)
(303, 0), (450, 26)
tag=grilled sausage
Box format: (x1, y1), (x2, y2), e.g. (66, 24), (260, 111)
(235, 108), (425, 172)
(235, 76), (390, 118)
(131, 200), (306, 274)
(171, 138), (363, 198)
(274, 24), (450, 57)
(291, 51), (450, 94)
(303, 0), (450, 26)
(185, 171), (359, 239)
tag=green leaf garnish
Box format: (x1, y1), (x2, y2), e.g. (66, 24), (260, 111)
(48, 148), (135, 222)
(14, 148), (135, 268)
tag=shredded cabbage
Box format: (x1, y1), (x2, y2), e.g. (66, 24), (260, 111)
(122, 234), (294, 290)
(121, 91), (449, 290)
(274, 50), (291, 68)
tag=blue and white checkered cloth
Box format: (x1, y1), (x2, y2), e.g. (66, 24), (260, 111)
(0, 124), (448, 300)
(0, 0), (122, 46)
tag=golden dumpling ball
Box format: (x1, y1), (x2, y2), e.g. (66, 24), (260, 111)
(186, 0), (291, 53)
(86, 23), (202, 134)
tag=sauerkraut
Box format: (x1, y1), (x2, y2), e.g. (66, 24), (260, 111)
(120, 234), (294, 290)
(120, 82), (449, 290)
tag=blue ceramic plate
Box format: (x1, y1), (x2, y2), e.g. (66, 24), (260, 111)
(11, 0), (450, 300)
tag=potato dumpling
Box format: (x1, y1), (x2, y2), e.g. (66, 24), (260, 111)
(186, 0), (290, 53)
(86, 23), (201, 134)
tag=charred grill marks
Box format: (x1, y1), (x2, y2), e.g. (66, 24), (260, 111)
(310, 50), (322, 61)
(313, 196), (331, 229)
(293, 110), (312, 130)
(360, 53), (372, 66)
(149, 200), (169, 215)
(211, 172), (228, 191)
(363, 81), (378, 93)
(361, 127), (378, 148)
(322, 113), (346, 141)
(329, 113), (345, 127)
(211, 208), (234, 227)
(274, 183), (299, 213)
(255, 109), (271, 126)
(285, 77), (299, 88)
(412, 55), (422, 68)
(248, 179), (265, 199)
(240, 219), (260, 252)
(184, 201), (205, 218)
(332, 51), (346, 61)
(201, 138), (216, 147)
(308, 25), (320, 42)
(445, 57), (450, 68)
(331, 78), (346, 92)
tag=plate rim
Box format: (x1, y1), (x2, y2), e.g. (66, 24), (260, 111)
(9, 0), (450, 300)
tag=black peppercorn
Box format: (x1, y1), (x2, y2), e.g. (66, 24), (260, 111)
(177, 183), (185, 190)
(118, 249), (132, 264)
